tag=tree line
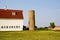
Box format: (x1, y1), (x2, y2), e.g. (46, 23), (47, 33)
(23, 22), (55, 30)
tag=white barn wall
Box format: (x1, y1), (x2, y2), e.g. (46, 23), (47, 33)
(0, 19), (23, 31)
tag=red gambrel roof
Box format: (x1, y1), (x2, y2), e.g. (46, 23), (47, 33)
(0, 9), (23, 19)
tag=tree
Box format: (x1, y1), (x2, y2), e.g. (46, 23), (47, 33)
(35, 26), (38, 30)
(44, 27), (48, 29)
(35, 26), (37, 28)
(50, 22), (55, 28)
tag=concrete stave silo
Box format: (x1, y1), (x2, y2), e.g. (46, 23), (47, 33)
(28, 10), (35, 30)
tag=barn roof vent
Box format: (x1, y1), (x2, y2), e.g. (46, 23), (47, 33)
(12, 12), (17, 16)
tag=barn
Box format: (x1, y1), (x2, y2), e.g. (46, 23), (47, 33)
(0, 9), (23, 31)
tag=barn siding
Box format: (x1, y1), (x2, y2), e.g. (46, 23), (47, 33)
(0, 19), (23, 31)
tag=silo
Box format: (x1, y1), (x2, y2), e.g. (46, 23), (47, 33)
(28, 10), (35, 30)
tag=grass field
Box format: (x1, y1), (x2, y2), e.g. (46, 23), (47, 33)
(0, 30), (60, 40)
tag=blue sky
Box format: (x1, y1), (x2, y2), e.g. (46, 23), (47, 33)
(0, 0), (60, 27)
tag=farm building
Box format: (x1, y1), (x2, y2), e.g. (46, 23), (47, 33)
(52, 26), (60, 30)
(0, 9), (23, 31)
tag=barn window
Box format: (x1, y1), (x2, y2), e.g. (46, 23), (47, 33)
(6, 26), (8, 28)
(16, 26), (18, 28)
(1, 26), (3, 28)
(9, 26), (10, 28)
(3, 26), (5, 28)
(18, 26), (20, 28)
(12, 12), (17, 16)
(14, 26), (15, 28)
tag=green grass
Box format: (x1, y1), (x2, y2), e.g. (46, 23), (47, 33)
(0, 30), (60, 40)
